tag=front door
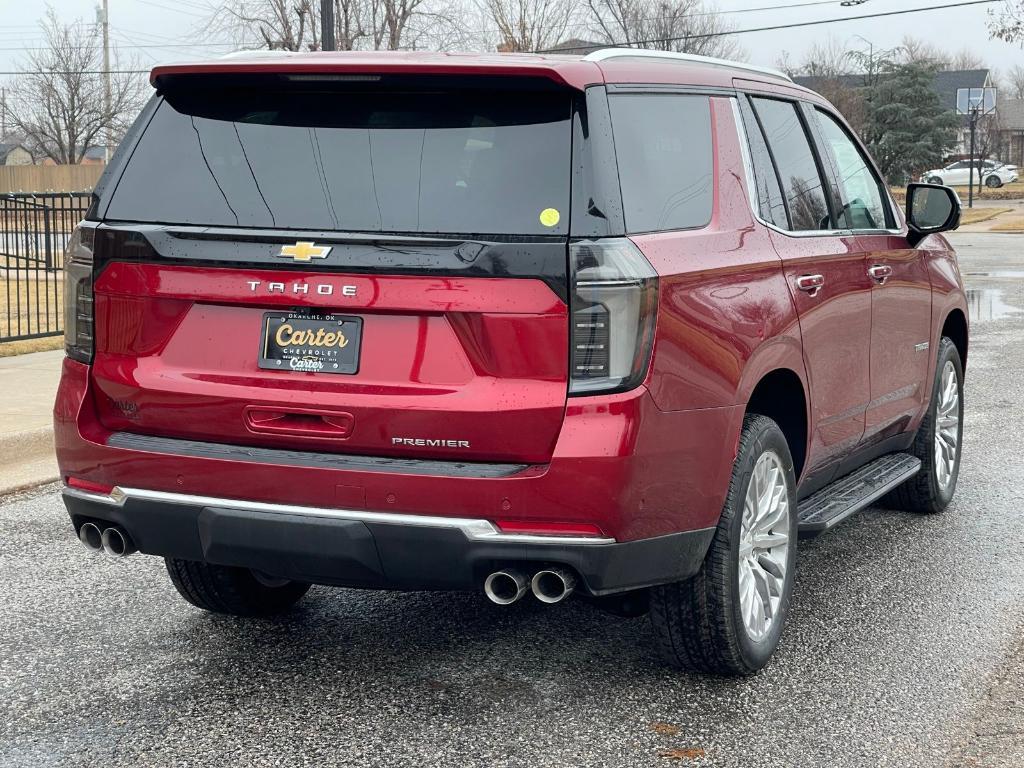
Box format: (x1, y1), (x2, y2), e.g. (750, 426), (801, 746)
(809, 107), (933, 444)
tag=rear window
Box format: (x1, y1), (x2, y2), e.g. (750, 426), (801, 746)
(607, 94), (713, 234)
(108, 88), (572, 236)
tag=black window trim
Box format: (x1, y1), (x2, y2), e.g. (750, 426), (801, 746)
(737, 93), (792, 229)
(806, 104), (901, 234)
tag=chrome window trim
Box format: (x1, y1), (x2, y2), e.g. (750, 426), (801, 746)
(64, 485), (617, 546)
(731, 97), (903, 239)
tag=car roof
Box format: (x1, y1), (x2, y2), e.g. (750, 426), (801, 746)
(150, 49), (817, 97)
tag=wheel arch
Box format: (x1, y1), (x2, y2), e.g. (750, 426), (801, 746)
(743, 367), (809, 482)
(941, 308), (968, 370)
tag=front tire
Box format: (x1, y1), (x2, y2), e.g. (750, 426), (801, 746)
(928, 175), (943, 185)
(986, 175), (1003, 188)
(887, 337), (964, 513)
(165, 558), (311, 616)
(650, 414), (798, 676)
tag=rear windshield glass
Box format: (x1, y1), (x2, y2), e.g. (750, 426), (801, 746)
(108, 88), (572, 236)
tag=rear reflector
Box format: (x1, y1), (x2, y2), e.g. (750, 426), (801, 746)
(66, 477), (114, 495)
(494, 520), (605, 537)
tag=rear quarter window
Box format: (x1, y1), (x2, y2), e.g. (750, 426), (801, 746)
(607, 94), (713, 234)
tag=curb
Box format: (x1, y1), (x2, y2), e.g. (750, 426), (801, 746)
(0, 426), (59, 496)
(0, 425), (54, 458)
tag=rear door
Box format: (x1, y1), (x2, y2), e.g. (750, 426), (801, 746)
(90, 79), (578, 464)
(739, 94), (873, 477)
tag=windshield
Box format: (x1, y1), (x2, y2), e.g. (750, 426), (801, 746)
(107, 87), (573, 236)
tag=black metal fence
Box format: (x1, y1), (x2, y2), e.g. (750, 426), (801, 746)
(0, 192), (91, 343)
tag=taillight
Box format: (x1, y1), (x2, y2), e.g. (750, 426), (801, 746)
(569, 238), (658, 395)
(63, 225), (94, 364)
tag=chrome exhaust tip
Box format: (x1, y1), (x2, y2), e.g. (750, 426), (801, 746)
(484, 569), (529, 605)
(78, 522), (103, 552)
(100, 526), (136, 557)
(531, 567), (577, 604)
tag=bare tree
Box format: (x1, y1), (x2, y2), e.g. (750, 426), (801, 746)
(989, 1), (1024, 43)
(949, 48), (986, 70)
(206, 0), (455, 51)
(1, 9), (147, 164)
(897, 35), (948, 66)
(1006, 64), (1024, 98)
(585, 0), (743, 59)
(479, 0), (576, 52)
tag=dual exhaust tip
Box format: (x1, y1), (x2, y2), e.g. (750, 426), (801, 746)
(78, 522), (136, 557)
(484, 567), (577, 606)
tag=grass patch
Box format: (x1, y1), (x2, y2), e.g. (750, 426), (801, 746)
(990, 214), (1024, 232)
(0, 275), (64, 345)
(0, 335), (62, 357)
(960, 207), (1013, 226)
(891, 182), (1024, 202)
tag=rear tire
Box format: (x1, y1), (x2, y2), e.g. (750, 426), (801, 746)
(928, 175), (943, 185)
(649, 414), (798, 676)
(887, 337), (963, 514)
(165, 558), (310, 616)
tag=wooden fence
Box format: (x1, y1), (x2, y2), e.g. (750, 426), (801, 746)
(0, 164), (103, 194)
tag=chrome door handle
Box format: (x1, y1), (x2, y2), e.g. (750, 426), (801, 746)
(868, 264), (893, 284)
(795, 274), (825, 296)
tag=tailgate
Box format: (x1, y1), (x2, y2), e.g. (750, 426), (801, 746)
(89, 77), (575, 464)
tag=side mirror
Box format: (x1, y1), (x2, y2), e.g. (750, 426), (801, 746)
(906, 183), (961, 247)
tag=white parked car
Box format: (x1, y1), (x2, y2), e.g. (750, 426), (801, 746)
(923, 160), (1018, 188)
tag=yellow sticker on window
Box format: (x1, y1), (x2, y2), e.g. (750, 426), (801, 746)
(539, 208), (561, 227)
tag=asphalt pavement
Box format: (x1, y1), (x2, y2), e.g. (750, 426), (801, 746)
(1, 232), (1023, 767)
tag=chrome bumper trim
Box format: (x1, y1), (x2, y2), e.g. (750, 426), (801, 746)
(63, 485), (617, 546)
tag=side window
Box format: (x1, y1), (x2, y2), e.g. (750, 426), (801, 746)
(750, 97), (831, 232)
(607, 93), (713, 233)
(814, 109), (890, 230)
(737, 96), (788, 228)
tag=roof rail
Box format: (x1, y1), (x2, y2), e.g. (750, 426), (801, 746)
(219, 49), (296, 60)
(582, 48), (792, 83)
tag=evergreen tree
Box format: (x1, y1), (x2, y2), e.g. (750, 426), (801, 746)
(861, 59), (960, 183)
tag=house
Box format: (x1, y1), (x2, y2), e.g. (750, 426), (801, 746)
(80, 146), (108, 165)
(997, 98), (1024, 167)
(0, 142), (33, 166)
(544, 38), (605, 55)
(932, 69), (995, 154)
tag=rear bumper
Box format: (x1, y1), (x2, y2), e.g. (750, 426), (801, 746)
(56, 356), (741, 592)
(63, 485), (714, 595)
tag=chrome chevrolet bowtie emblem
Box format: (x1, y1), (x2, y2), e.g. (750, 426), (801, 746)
(279, 241), (331, 262)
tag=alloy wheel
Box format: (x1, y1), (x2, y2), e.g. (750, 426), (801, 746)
(738, 450), (791, 642)
(934, 360), (961, 491)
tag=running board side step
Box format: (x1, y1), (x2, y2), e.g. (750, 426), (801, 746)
(797, 453), (922, 538)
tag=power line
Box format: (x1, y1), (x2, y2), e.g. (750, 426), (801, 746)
(537, 0), (1003, 52)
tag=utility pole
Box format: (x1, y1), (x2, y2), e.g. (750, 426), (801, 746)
(100, 0), (111, 164)
(321, 1), (336, 51)
(1, 87), (6, 141)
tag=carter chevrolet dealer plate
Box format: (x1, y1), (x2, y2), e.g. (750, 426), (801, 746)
(258, 312), (362, 375)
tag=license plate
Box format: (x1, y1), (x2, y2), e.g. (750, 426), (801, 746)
(258, 312), (362, 375)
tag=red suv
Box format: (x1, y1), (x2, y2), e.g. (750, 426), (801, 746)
(56, 50), (967, 675)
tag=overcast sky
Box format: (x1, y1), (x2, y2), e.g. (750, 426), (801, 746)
(0, 0), (1022, 80)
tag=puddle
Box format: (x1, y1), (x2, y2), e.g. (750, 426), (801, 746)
(963, 270), (1024, 278)
(966, 287), (1022, 322)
